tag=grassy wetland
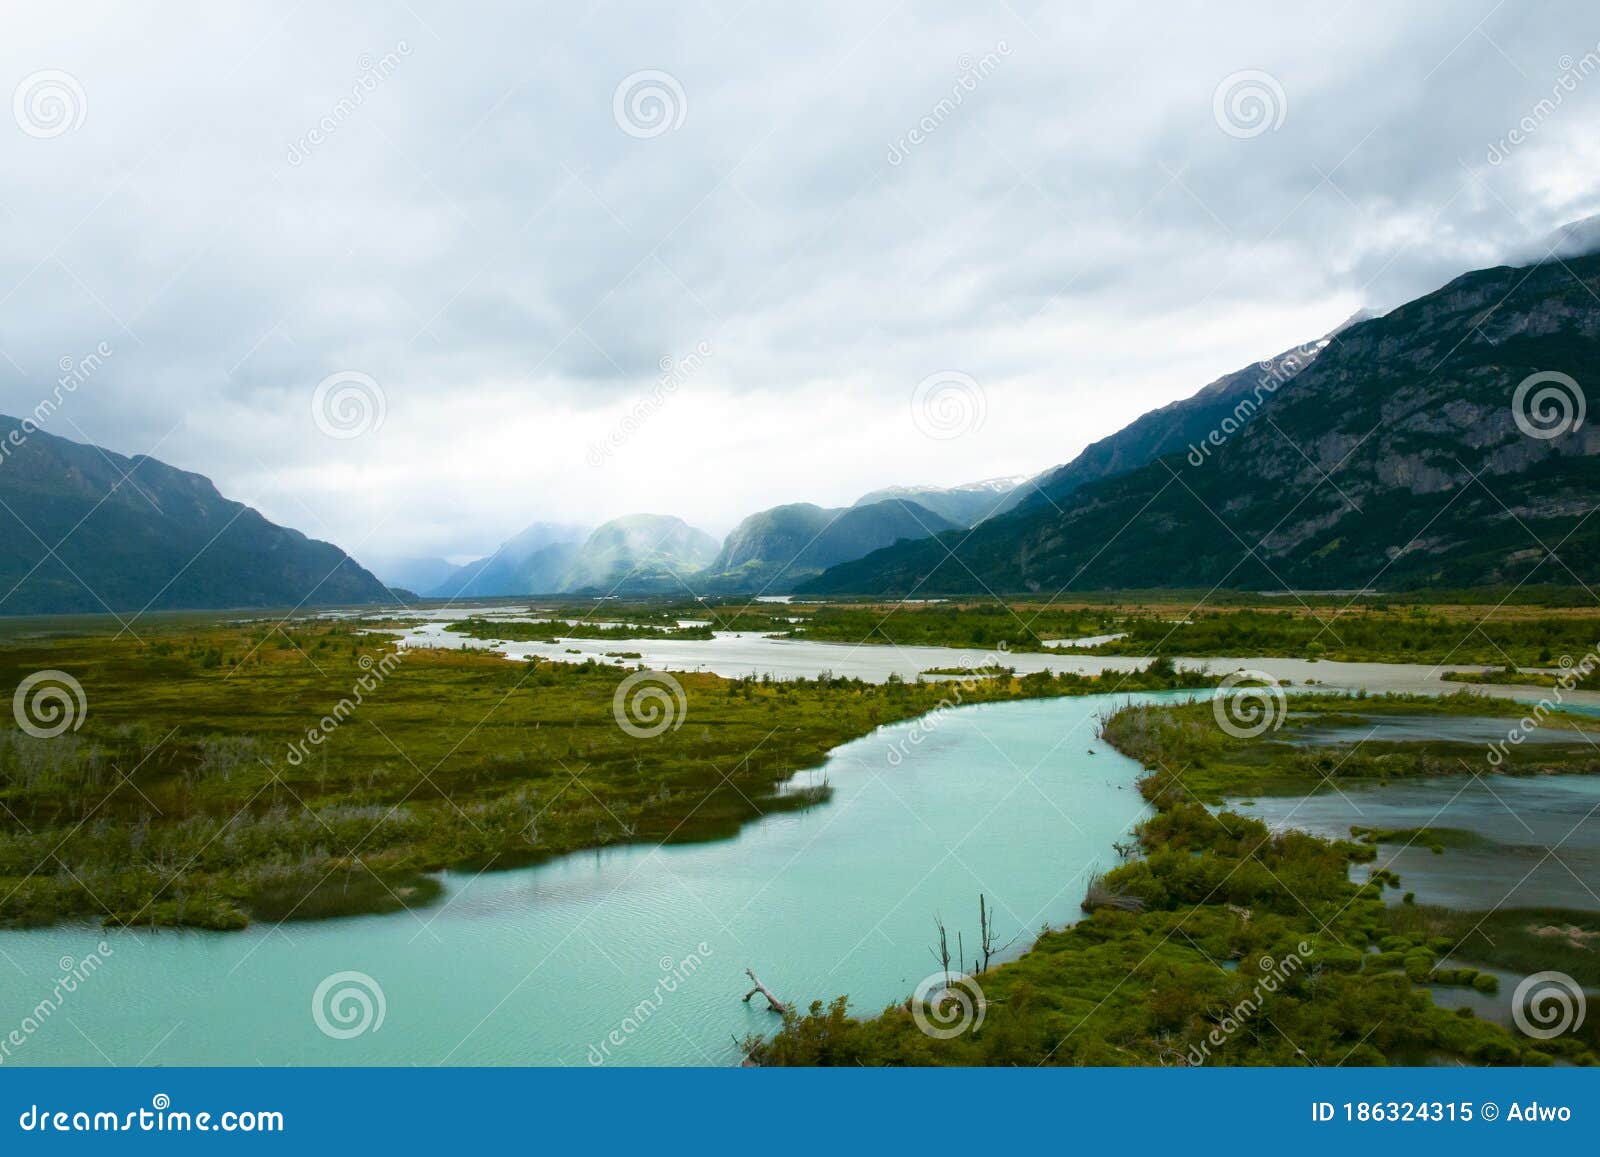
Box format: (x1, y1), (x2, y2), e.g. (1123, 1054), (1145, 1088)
(0, 616), (1214, 931)
(750, 690), (1600, 1067)
(409, 593), (1600, 671)
(7, 600), (1599, 1068)
(723, 596), (1600, 668)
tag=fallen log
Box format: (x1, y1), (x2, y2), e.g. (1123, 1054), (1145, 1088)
(741, 968), (789, 1014)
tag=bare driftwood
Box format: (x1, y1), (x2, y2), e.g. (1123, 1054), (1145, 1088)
(742, 968), (789, 1014)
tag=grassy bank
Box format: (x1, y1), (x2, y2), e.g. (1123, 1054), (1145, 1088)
(760, 599), (1600, 668)
(748, 692), (1599, 1066)
(445, 616), (715, 642)
(0, 619), (1213, 931)
(1103, 691), (1600, 802)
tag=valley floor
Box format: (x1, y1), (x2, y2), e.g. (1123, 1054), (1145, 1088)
(751, 692), (1600, 1066)
(3, 599), (1598, 1066)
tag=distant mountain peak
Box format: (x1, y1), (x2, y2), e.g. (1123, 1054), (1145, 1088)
(0, 416), (390, 615)
(850, 476), (1027, 526)
(802, 248), (1600, 595)
(1544, 212), (1600, 259)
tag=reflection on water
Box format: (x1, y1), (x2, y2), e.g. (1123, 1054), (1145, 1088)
(387, 619), (1600, 709)
(0, 695), (1171, 1067)
(1237, 775), (1600, 912)
(1285, 714), (1600, 747)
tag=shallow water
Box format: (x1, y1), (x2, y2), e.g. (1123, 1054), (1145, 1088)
(0, 695), (1165, 1067)
(1287, 714), (1600, 746)
(390, 621), (1600, 709)
(1237, 775), (1600, 912)
(10, 610), (1600, 1067)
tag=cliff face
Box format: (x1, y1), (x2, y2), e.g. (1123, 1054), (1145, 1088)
(804, 254), (1600, 595)
(0, 418), (390, 615)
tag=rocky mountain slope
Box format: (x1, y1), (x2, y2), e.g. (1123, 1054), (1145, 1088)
(802, 252), (1600, 595)
(852, 476), (1027, 526)
(698, 499), (958, 592)
(0, 418), (391, 615)
(1008, 313), (1370, 514)
(427, 522), (590, 598)
(559, 514), (719, 594)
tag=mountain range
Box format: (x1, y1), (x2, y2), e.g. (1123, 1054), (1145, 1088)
(802, 247), (1600, 594)
(7, 226), (1599, 616)
(0, 419), (390, 615)
(401, 478), (1027, 600)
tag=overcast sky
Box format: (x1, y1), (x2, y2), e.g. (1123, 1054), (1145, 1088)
(2, 1), (1598, 564)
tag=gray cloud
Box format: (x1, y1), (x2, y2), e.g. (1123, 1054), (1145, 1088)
(1, 1), (1597, 560)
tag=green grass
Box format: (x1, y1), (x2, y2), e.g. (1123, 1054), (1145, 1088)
(1100, 691), (1600, 803)
(0, 619), (1216, 931)
(749, 692), (1600, 1067)
(1441, 667), (1568, 688)
(1387, 905), (1600, 987)
(1350, 826), (1491, 852)
(445, 617), (714, 642)
(753, 598), (1600, 668)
